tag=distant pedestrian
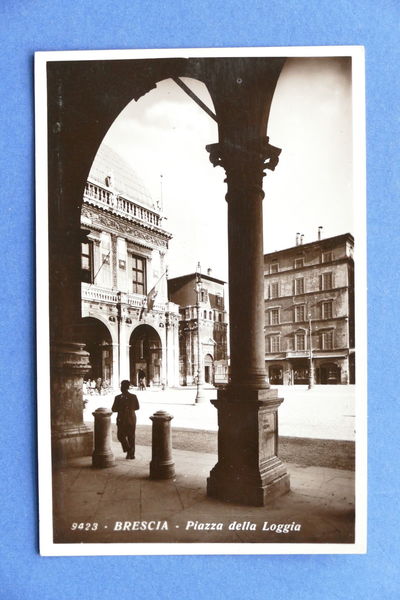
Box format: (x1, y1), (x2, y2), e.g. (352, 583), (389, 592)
(96, 377), (102, 395)
(112, 380), (140, 459)
(139, 376), (147, 391)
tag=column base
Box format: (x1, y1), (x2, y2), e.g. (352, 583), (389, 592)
(194, 385), (207, 403)
(52, 424), (93, 466)
(92, 451), (116, 469)
(149, 460), (175, 480)
(207, 387), (290, 506)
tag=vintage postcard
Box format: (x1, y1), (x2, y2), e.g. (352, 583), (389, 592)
(35, 46), (366, 555)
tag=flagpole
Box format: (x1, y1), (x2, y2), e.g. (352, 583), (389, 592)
(195, 262), (206, 404)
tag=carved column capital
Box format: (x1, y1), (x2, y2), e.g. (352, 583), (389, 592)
(206, 136), (281, 197)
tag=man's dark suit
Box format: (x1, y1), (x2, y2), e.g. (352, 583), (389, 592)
(112, 392), (140, 458)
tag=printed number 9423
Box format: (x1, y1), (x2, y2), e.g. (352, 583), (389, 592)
(71, 522), (98, 531)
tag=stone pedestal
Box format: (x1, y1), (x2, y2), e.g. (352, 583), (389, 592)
(92, 408), (116, 468)
(207, 387), (290, 506)
(149, 411), (175, 479)
(51, 342), (93, 465)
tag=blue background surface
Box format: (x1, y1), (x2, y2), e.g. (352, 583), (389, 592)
(0, 1), (399, 598)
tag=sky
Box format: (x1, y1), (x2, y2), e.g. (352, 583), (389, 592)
(102, 57), (353, 281)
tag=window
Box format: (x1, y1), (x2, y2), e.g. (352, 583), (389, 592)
(321, 330), (334, 349)
(294, 277), (304, 295)
(218, 313), (222, 323)
(270, 282), (279, 298)
(294, 258), (304, 269)
(322, 300), (333, 319)
(295, 304), (305, 322)
(295, 332), (305, 351)
(267, 335), (280, 353)
(118, 259), (126, 270)
(81, 241), (93, 283)
(322, 251), (333, 263)
(321, 272), (333, 290)
(203, 310), (207, 319)
(270, 262), (279, 273)
(200, 289), (208, 303)
(132, 255), (146, 294)
(269, 308), (280, 325)
(209, 311), (212, 320)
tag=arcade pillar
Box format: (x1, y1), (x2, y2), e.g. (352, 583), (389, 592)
(205, 61), (290, 505)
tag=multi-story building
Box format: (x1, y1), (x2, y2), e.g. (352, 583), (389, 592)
(168, 269), (229, 386)
(80, 144), (180, 389)
(264, 232), (355, 385)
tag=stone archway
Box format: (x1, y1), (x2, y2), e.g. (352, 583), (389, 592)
(80, 317), (113, 385)
(47, 54), (290, 503)
(129, 324), (162, 387)
(318, 362), (341, 385)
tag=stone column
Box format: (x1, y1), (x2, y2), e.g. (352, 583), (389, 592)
(92, 408), (116, 468)
(110, 343), (119, 390)
(149, 411), (175, 479)
(51, 342), (93, 465)
(205, 135), (290, 505)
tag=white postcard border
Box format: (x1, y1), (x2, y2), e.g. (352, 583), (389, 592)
(36, 45), (367, 556)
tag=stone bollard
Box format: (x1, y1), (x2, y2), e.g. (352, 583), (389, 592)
(92, 408), (116, 468)
(149, 410), (175, 479)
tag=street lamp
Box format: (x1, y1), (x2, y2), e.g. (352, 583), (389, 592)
(308, 308), (314, 389)
(195, 262), (205, 403)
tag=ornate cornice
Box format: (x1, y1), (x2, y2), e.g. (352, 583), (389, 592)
(81, 205), (169, 249)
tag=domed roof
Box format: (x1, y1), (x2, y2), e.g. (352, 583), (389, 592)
(88, 144), (157, 211)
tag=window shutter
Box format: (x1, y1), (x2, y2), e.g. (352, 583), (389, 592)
(319, 274), (323, 291)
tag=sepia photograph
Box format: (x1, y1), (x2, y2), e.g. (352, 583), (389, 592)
(35, 46), (366, 555)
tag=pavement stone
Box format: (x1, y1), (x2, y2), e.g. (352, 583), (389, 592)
(52, 440), (355, 546)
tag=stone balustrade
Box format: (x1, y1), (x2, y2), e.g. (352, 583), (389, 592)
(82, 283), (173, 315)
(84, 181), (162, 228)
(82, 283), (119, 303)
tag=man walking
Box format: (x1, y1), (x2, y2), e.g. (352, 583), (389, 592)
(112, 380), (140, 459)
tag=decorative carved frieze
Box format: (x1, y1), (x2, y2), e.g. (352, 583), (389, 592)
(81, 204), (170, 249)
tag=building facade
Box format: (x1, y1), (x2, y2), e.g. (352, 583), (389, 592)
(264, 233), (355, 385)
(80, 144), (180, 389)
(168, 270), (228, 386)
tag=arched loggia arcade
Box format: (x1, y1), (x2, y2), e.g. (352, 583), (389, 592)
(47, 55), (290, 504)
(129, 325), (163, 388)
(80, 317), (113, 384)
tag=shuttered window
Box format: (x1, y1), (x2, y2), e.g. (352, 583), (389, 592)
(132, 255), (146, 294)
